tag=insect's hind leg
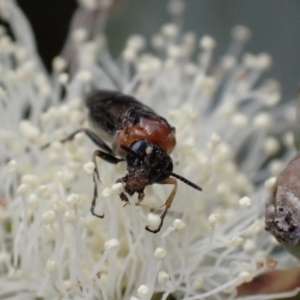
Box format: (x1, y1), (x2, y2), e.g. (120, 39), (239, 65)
(41, 128), (115, 155)
(91, 149), (123, 218)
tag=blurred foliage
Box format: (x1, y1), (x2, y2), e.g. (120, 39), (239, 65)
(16, 0), (300, 99)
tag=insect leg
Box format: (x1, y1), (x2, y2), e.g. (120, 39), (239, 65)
(135, 190), (145, 206)
(118, 192), (130, 207)
(145, 177), (177, 233)
(115, 177), (130, 205)
(42, 128), (125, 218)
(122, 190), (145, 207)
(91, 149), (123, 218)
(42, 128), (115, 155)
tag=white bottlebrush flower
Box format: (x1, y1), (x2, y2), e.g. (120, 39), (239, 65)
(0, 0), (298, 299)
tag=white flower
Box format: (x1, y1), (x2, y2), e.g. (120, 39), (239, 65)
(0, 0), (297, 299)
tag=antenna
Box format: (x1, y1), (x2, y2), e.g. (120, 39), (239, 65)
(170, 172), (202, 191)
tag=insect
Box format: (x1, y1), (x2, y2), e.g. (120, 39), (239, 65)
(44, 90), (202, 233)
(265, 154), (300, 258)
(265, 88), (300, 258)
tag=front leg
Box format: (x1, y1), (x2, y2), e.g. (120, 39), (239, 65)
(120, 191), (145, 207)
(116, 177), (130, 206)
(135, 190), (145, 206)
(116, 178), (145, 207)
(145, 177), (177, 233)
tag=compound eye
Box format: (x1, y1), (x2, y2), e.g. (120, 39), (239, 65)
(130, 140), (146, 154)
(125, 140), (147, 167)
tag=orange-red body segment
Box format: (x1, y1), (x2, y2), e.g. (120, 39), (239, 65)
(113, 116), (176, 156)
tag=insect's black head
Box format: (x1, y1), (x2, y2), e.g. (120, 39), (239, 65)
(126, 140), (173, 184)
(119, 140), (202, 198)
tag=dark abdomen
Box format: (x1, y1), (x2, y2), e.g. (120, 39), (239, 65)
(86, 90), (154, 136)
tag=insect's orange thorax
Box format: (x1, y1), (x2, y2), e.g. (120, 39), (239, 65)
(113, 116), (176, 156)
